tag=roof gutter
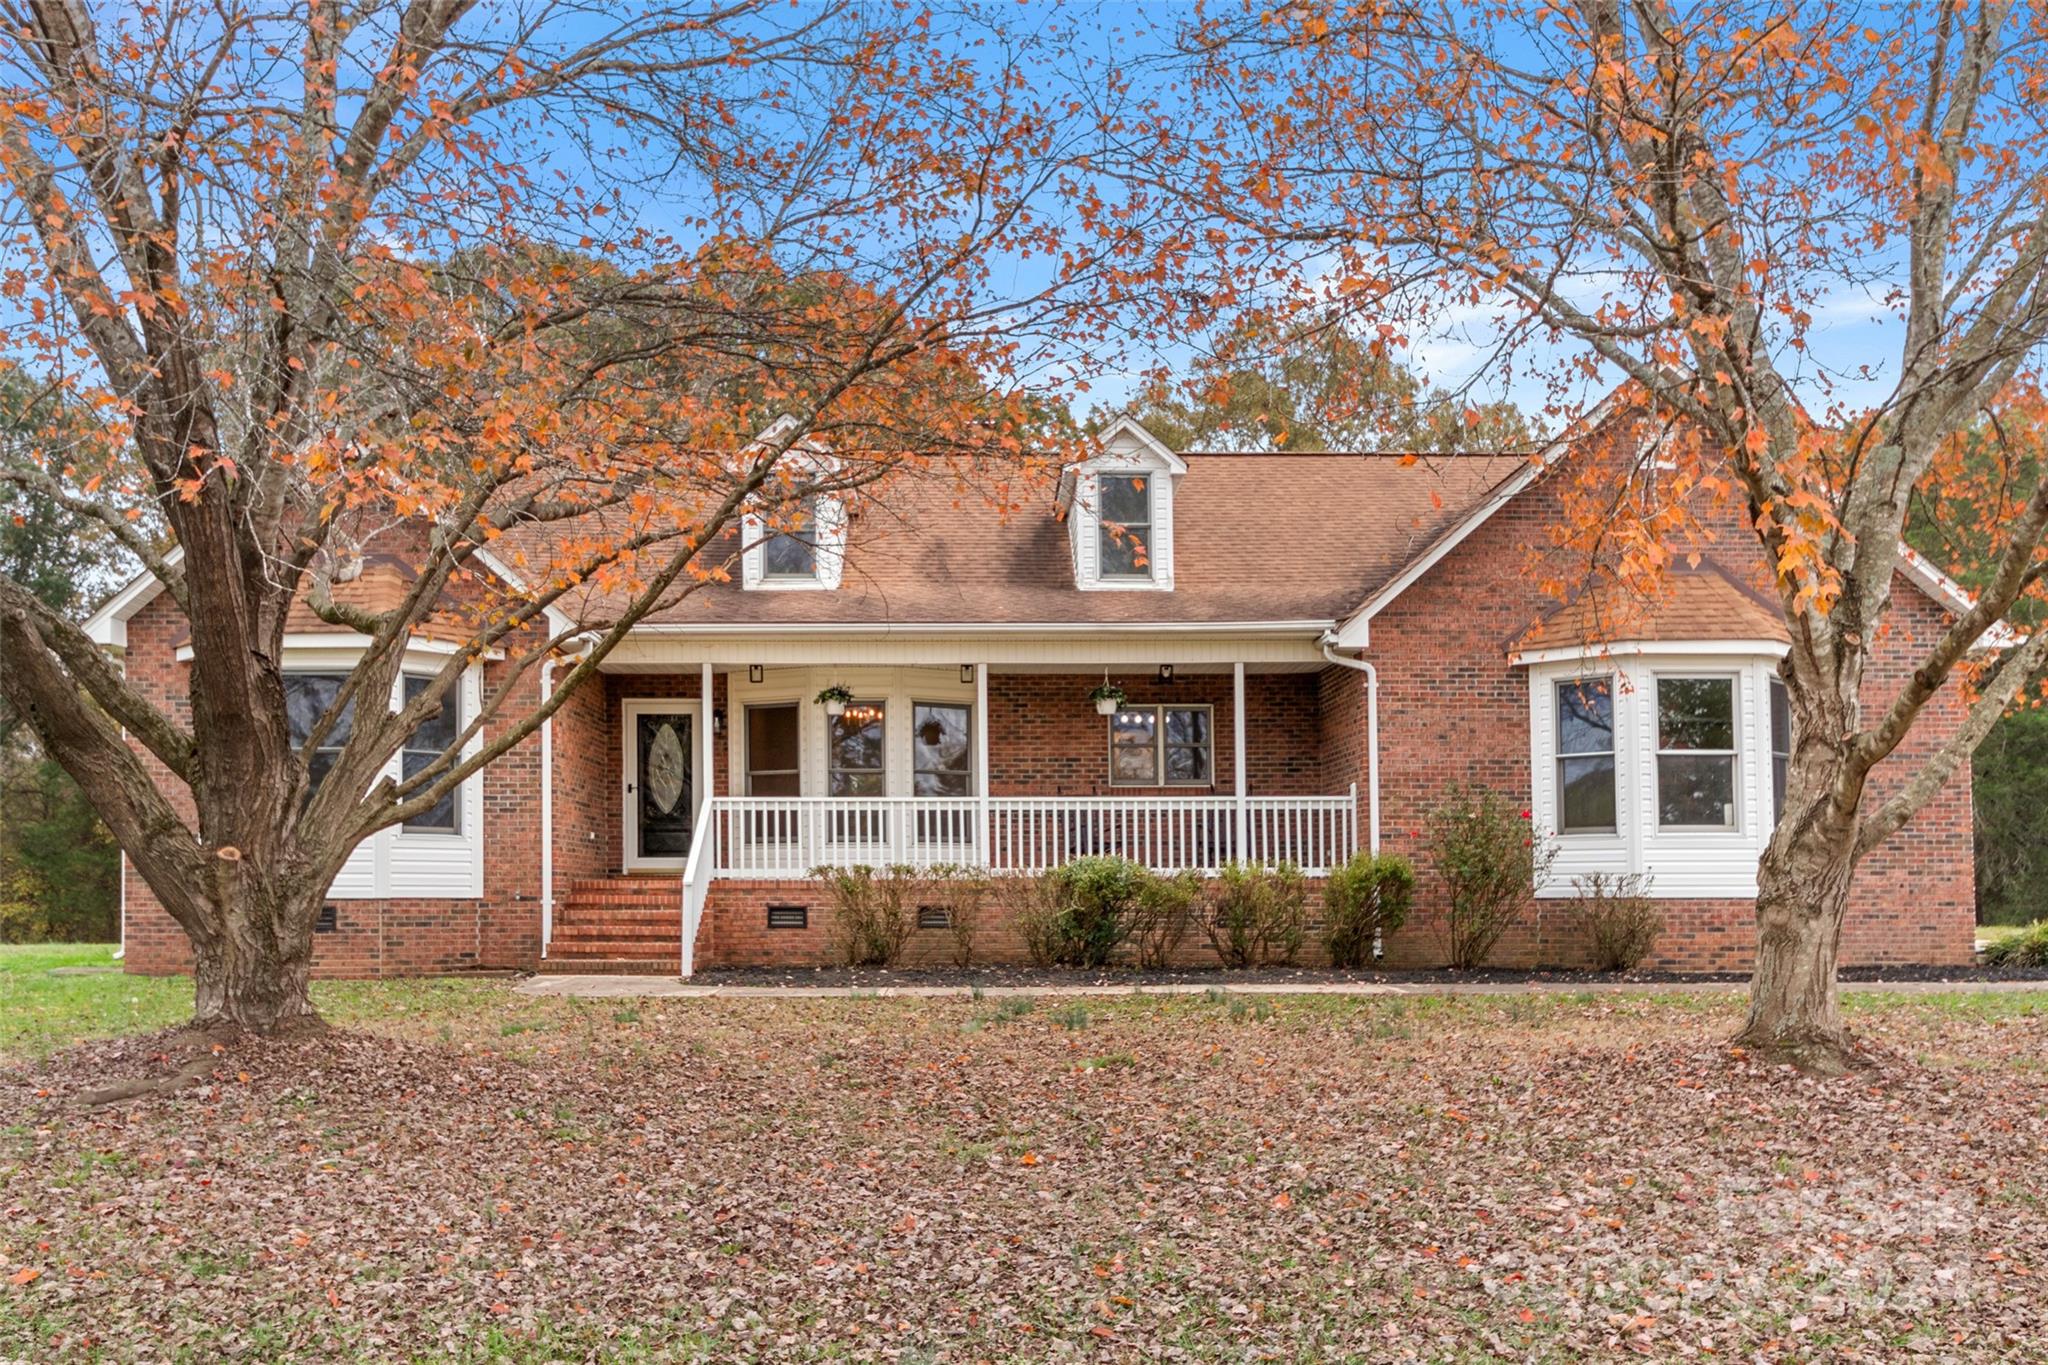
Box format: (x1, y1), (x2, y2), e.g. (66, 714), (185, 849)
(619, 619), (1339, 637)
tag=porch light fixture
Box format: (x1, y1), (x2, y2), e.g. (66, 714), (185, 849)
(748, 664), (764, 684)
(960, 664), (975, 684)
(712, 707), (726, 735)
(1157, 664), (1174, 684)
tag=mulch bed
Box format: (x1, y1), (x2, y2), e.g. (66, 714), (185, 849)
(689, 961), (2048, 989)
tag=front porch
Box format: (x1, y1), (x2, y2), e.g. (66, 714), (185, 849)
(542, 646), (1372, 973)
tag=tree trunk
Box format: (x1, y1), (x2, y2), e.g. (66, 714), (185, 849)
(1734, 825), (1861, 1073)
(189, 883), (321, 1034)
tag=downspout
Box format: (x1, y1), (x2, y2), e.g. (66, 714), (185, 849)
(1320, 634), (1384, 958)
(1317, 634), (1380, 856)
(539, 657), (555, 959)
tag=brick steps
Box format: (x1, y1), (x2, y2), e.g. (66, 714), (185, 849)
(543, 876), (684, 974)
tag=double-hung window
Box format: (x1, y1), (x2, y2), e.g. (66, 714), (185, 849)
(400, 674), (460, 832)
(1656, 675), (1738, 829)
(1555, 677), (1616, 833)
(762, 499), (819, 580)
(284, 673), (354, 797)
(1096, 474), (1153, 579)
(1108, 704), (1212, 786)
(742, 702), (801, 843)
(913, 702), (973, 843)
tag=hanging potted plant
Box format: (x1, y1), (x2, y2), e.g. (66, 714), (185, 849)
(1088, 681), (1127, 716)
(814, 684), (854, 718)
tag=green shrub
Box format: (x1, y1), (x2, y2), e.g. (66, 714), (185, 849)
(1006, 856), (1146, 968)
(1984, 920), (2048, 968)
(1202, 862), (1307, 968)
(1321, 852), (1414, 969)
(814, 864), (918, 967)
(919, 864), (991, 969)
(1422, 784), (1555, 969)
(1128, 868), (1203, 969)
(1569, 872), (1664, 971)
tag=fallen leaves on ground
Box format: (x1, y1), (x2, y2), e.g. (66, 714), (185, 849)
(2, 991), (2045, 1361)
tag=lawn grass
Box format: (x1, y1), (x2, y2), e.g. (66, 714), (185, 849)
(1977, 920), (2040, 947)
(0, 944), (521, 1062)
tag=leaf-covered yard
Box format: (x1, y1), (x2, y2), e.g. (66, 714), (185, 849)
(3, 974), (2046, 1361)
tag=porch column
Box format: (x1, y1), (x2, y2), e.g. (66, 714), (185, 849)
(975, 661), (990, 867)
(1233, 660), (1248, 863)
(699, 662), (714, 811)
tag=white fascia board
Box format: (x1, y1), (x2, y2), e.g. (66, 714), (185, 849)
(1088, 416), (1188, 475)
(174, 633), (505, 664)
(1894, 543), (2022, 650)
(469, 545), (582, 640)
(82, 546), (185, 649)
(1331, 386), (1634, 649)
(1509, 637), (1791, 668)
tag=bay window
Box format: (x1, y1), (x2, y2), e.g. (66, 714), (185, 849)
(1655, 676), (1738, 829)
(1528, 652), (1785, 900)
(284, 673), (354, 795)
(400, 674), (459, 832)
(1555, 677), (1616, 833)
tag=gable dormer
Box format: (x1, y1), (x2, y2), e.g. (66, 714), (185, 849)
(1063, 416), (1186, 592)
(739, 416), (846, 592)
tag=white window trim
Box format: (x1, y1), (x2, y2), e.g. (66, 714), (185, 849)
(1094, 472), (1156, 583)
(1527, 650), (1780, 900)
(740, 496), (846, 591)
(1106, 702), (1215, 788)
(910, 698), (976, 796)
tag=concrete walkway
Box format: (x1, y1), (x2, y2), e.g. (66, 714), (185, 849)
(515, 974), (2048, 1001)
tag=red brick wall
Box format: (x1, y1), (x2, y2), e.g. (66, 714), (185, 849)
(985, 672), (1323, 796)
(1328, 468), (1977, 971)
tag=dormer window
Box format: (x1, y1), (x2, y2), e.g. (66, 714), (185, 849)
(1065, 416), (1184, 592)
(762, 500), (820, 580)
(741, 495), (845, 591)
(1097, 475), (1153, 579)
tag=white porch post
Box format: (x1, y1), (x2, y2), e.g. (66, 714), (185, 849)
(1233, 660), (1248, 864)
(699, 662), (714, 810)
(975, 662), (991, 867)
(539, 658), (555, 958)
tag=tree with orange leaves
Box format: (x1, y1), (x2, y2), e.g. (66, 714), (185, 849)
(1133, 0), (2048, 1068)
(0, 0), (1131, 1033)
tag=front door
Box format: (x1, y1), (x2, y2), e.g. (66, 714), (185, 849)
(625, 705), (696, 868)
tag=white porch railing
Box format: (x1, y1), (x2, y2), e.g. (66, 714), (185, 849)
(690, 789), (1359, 882)
(678, 788), (1359, 975)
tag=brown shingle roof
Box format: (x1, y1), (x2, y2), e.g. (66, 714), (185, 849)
(1512, 557), (1790, 656)
(534, 451), (1531, 628)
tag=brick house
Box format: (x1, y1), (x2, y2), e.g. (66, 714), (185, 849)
(92, 406), (1982, 977)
